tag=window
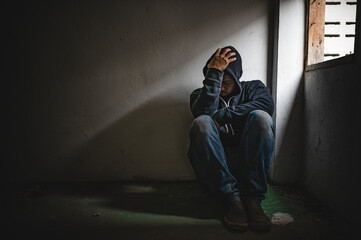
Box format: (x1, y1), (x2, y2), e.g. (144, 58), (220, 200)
(306, 0), (358, 66)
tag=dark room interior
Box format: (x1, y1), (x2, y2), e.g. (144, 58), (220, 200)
(2, 0), (360, 239)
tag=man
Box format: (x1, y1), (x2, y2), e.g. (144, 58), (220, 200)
(187, 46), (275, 232)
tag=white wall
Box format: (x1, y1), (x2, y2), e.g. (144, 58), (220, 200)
(270, 0), (305, 184)
(3, 0), (271, 182)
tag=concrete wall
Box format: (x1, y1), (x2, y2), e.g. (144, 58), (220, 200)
(2, 0), (271, 182)
(303, 60), (360, 222)
(302, 4), (361, 222)
(270, 0), (305, 184)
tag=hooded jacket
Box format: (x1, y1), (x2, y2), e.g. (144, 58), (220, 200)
(190, 46), (274, 145)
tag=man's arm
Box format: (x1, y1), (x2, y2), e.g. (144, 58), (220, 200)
(190, 48), (237, 118)
(212, 80), (274, 126)
(190, 68), (222, 118)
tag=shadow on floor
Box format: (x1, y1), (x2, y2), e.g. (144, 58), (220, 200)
(73, 181), (223, 220)
(3, 181), (358, 240)
(5, 181), (223, 220)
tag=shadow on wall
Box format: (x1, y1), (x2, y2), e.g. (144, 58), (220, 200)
(271, 76), (305, 185)
(2, 0), (268, 182)
(65, 98), (195, 181)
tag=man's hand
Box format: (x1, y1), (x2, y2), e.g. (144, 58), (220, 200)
(207, 48), (237, 71)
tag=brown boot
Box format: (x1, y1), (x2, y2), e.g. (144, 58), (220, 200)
(245, 200), (272, 232)
(223, 200), (248, 231)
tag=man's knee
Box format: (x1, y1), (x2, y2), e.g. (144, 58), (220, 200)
(247, 110), (274, 134)
(190, 115), (216, 136)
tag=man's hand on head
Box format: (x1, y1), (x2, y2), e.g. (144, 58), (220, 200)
(207, 48), (237, 72)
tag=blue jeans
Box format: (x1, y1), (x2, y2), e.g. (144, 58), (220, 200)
(187, 110), (275, 204)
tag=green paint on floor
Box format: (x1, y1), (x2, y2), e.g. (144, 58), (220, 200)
(3, 182), (357, 240)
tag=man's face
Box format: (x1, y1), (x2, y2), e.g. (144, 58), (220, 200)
(220, 74), (235, 97)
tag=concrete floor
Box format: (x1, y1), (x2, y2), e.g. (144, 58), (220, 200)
(2, 181), (356, 240)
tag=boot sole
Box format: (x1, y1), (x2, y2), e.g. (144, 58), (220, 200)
(224, 216), (248, 231)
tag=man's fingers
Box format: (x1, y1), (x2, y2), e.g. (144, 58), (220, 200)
(225, 52), (236, 59)
(208, 48), (237, 71)
(215, 48), (222, 56)
(221, 48), (231, 57)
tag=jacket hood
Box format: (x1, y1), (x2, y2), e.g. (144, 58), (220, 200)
(202, 46), (243, 83)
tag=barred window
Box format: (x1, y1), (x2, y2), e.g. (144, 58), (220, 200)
(307, 0), (358, 65)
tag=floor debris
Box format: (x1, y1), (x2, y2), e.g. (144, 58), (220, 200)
(93, 212), (101, 217)
(271, 212), (294, 225)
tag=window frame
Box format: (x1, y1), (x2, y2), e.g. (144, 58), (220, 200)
(305, 0), (360, 71)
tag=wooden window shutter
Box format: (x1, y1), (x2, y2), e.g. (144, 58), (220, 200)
(307, 0), (326, 65)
